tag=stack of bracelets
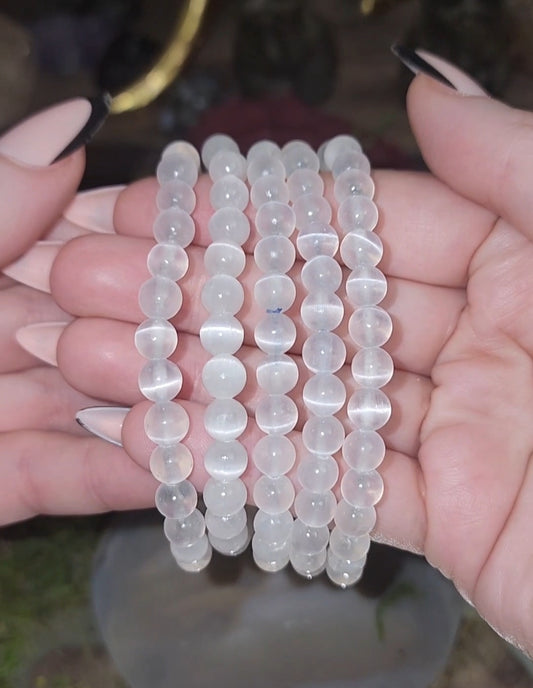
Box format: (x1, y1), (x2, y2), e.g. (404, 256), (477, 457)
(135, 134), (392, 587)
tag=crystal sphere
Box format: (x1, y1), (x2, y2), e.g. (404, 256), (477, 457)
(301, 255), (342, 293)
(135, 318), (177, 359)
(139, 358), (183, 402)
(157, 152), (198, 187)
(144, 401), (189, 445)
(296, 221), (339, 260)
(201, 353), (246, 398)
(342, 430), (385, 472)
(326, 549), (364, 588)
(254, 312), (296, 354)
(204, 241), (245, 277)
(302, 331), (346, 373)
(331, 150), (371, 178)
(254, 274), (296, 312)
(281, 141), (319, 176)
(337, 196), (378, 233)
(346, 388), (391, 430)
(247, 155), (286, 185)
(323, 135), (362, 170)
(164, 508), (205, 546)
(340, 229), (383, 268)
(208, 207), (250, 245)
(255, 201), (296, 237)
(297, 454), (339, 492)
(287, 169), (324, 201)
(341, 469), (384, 507)
(199, 314), (244, 354)
(201, 134), (239, 167)
(209, 524), (250, 555)
(302, 373), (346, 416)
(300, 292), (344, 331)
(250, 174), (289, 208)
(147, 243), (189, 281)
(334, 169), (374, 202)
(335, 501), (376, 538)
(139, 277), (182, 319)
(150, 443), (193, 484)
(209, 150), (246, 181)
(247, 140), (281, 161)
(291, 520), (329, 554)
(348, 306), (392, 348)
(174, 542), (212, 572)
(302, 416), (344, 455)
(201, 274), (244, 315)
(253, 475), (295, 514)
(253, 509), (293, 543)
(210, 175), (249, 211)
(155, 480), (197, 519)
(294, 488), (336, 527)
(254, 235), (296, 274)
(255, 394), (298, 435)
(293, 194), (332, 228)
(171, 533), (210, 565)
(252, 434), (296, 476)
(256, 354), (298, 394)
(329, 527), (371, 563)
(346, 265), (387, 306)
(203, 440), (248, 481)
(252, 537), (290, 572)
(162, 141), (201, 172)
(203, 477), (247, 516)
(156, 179), (196, 214)
(204, 399), (248, 441)
(205, 507), (247, 539)
(290, 549), (327, 579)
(153, 208), (195, 246)
(351, 347), (393, 388)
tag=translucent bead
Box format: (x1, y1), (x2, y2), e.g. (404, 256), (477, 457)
(208, 207), (250, 245)
(147, 243), (189, 281)
(162, 141), (201, 172)
(335, 501), (376, 537)
(317, 140), (328, 171)
(281, 141), (319, 176)
(247, 155), (286, 185)
(204, 241), (246, 277)
(153, 208), (195, 246)
(209, 523), (250, 555)
(254, 274), (296, 312)
(254, 313), (296, 354)
(210, 175), (249, 211)
(351, 347), (394, 388)
(290, 520), (329, 554)
(256, 354), (298, 394)
(296, 222), (339, 260)
(329, 527), (371, 562)
(252, 434), (296, 476)
(156, 180), (196, 214)
(144, 401), (189, 445)
(139, 277), (182, 319)
(331, 150), (371, 178)
(155, 480), (197, 519)
(254, 235), (296, 274)
(301, 255), (342, 293)
(204, 440), (248, 481)
(337, 196), (378, 233)
(342, 430), (385, 472)
(346, 266), (387, 306)
(326, 550), (364, 588)
(255, 394), (298, 435)
(346, 388), (391, 430)
(290, 549), (327, 579)
(205, 507), (247, 539)
(287, 168), (324, 201)
(171, 532), (209, 565)
(302, 373), (346, 416)
(255, 201), (296, 237)
(324, 135), (362, 170)
(135, 318), (177, 359)
(294, 488), (336, 527)
(174, 540), (212, 572)
(201, 274), (244, 315)
(199, 314), (244, 354)
(204, 398), (248, 441)
(302, 416), (344, 455)
(150, 443), (193, 484)
(201, 134), (239, 167)
(348, 306), (393, 348)
(246, 140), (281, 161)
(250, 175), (289, 208)
(293, 194), (332, 228)
(334, 169), (374, 202)
(253, 509), (293, 543)
(340, 229), (383, 268)
(201, 354), (246, 398)
(252, 538), (290, 572)
(253, 475), (295, 514)
(300, 292), (344, 332)
(297, 454), (339, 492)
(209, 150), (246, 181)
(341, 469), (384, 507)
(139, 359), (183, 402)
(203, 477), (247, 516)
(302, 331), (346, 373)
(157, 152), (198, 187)
(164, 509), (205, 546)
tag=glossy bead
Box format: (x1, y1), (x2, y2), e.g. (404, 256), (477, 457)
(155, 480), (197, 519)
(156, 179), (196, 213)
(301, 331), (346, 373)
(201, 354), (246, 398)
(300, 292), (344, 331)
(254, 313), (296, 354)
(337, 195), (378, 233)
(297, 454), (339, 492)
(302, 415), (344, 455)
(293, 194), (332, 228)
(254, 274), (296, 312)
(201, 274), (244, 315)
(201, 134), (239, 167)
(150, 443), (193, 484)
(153, 208), (195, 246)
(205, 507), (247, 539)
(209, 150), (246, 181)
(247, 155), (286, 185)
(254, 235), (295, 274)
(351, 347), (393, 388)
(250, 174), (289, 207)
(147, 243), (189, 281)
(163, 508), (205, 546)
(255, 394), (298, 435)
(301, 255), (342, 293)
(253, 475), (295, 514)
(253, 509), (293, 542)
(287, 168), (324, 201)
(208, 207), (250, 245)
(203, 477), (247, 516)
(144, 401), (189, 445)
(290, 520), (329, 554)
(331, 150), (371, 178)
(203, 440), (248, 481)
(340, 229), (383, 268)
(281, 141), (319, 176)
(290, 549), (327, 579)
(255, 201), (296, 237)
(342, 430), (385, 472)
(199, 314), (244, 354)
(335, 501), (376, 537)
(204, 241), (246, 277)
(162, 141), (201, 171)
(348, 306), (393, 348)
(138, 277), (182, 319)
(334, 168), (374, 202)
(252, 434), (296, 476)
(139, 359), (183, 402)
(256, 354), (298, 394)
(329, 527), (370, 562)
(341, 469), (384, 507)
(173, 540), (212, 572)
(326, 550), (364, 588)
(324, 135), (362, 169)
(135, 318), (177, 359)
(296, 222), (339, 260)
(203, 399), (248, 441)
(210, 175), (249, 211)
(346, 388), (391, 430)
(302, 373), (346, 416)
(252, 538), (290, 572)
(294, 488), (336, 527)
(209, 524), (250, 555)
(246, 140), (281, 161)
(157, 152), (198, 187)
(171, 533), (210, 565)
(346, 265), (387, 306)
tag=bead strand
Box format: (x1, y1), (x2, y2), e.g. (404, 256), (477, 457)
(136, 141), (211, 573)
(325, 135), (393, 587)
(199, 134), (251, 556)
(287, 140), (345, 579)
(248, 142), (299, 573)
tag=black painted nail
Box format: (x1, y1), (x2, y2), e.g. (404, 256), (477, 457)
(53, 93), (111, 163)
(391, 44), (456, 91)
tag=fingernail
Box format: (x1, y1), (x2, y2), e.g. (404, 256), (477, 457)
(76, 406), (129, 446)
(64, 185), (124, 233)
(2, 240), (62, 292)
(391, 44), (487, 97)
(0, 94), (110, 167)
(15, 321), (68, 366)
(46, 218), (92, 241)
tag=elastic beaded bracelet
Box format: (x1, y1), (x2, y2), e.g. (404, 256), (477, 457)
(248, 142), (299, 573)
(324, 135), (393, 588)
(199, 134), (250, 556)
(135, 141), (211, 573)
(287, 140), (345, 579)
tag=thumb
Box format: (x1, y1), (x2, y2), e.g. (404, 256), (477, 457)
(0, 96), (109, 267)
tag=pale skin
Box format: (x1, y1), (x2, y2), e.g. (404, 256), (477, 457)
(0, 75), (532, 654)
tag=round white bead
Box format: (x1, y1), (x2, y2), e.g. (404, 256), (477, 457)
(290, 520), (329, 554)
(157, 152), (198, 187)
(173, 540), (212, 572)
(201, 274), (244, 315)
(287, 168), (324, 201)
(138, 277), (182, 319)
(203, 440), (248, 481)
(203, 477), (247, 516)
(254, 313), (296, 354)
(135, 318), (177, 359)
(293, 194), (332, 228)
(144, 401), (189, 445)
(204, 241), (246, 277)
(247, 140), (281, 161)
(337, 195), (378, 233)
(162, 141), (201, 171)
(150, 443), (193, 484)
(302, 331), (346, 373)
(171, 532), (210, 565)
(147, 243), (189, 281)
(254, 235), (296, 274)
(153, 208), (195, 246)
(247, 155), (286, 185)
(351, 347), (393, 388)
(323, 135), (362, 169)
(302, 372), (346, 416)
(156, 179), (196, 214)
(139, 359), (183, 402)
(301, 255), (343, 293)
(294, 488), (336, 527)
(253, 509), (293, 542)
(329, 527), (371, 562)
(346, 265), (387, 306)
(302, 415), (344, 455)
(341, 469), (384, 507)
(300, 291), (344, 332)
(326, 549), (364, 588)
(256, 354), (298, 394)
(252, 538), (290, 572)
(199, 314), (244, 354)
(210, 175), (249, 211)
(297, 454), (339, 492)
(163, 508), (205, 546)
(201, 353), (246, 398)
(296, 221), (339, 260)
(205, 507), (247, 539)
(281, 141), (319, 176)
(346, 388), (391, 430)
(290, 549), (327, 579)
(209, 149), (246, 181)
(255, 201), (296, 237)
(335, 501), (376, 537)
(155, 480), (197, 519)
(342, 430), (386, 472)
(255, 394), (298, 435)
(331, 149), (371, 178)
(340, 229), (383, 267)
(334, 168), (375, 201)
(201, 134), (239, 167)
(253, 475), (295, 514)
(208, 207), (250, 245)
(204, 398), (248, 441)
(250, 174), (290, 208)
(254, 274), (296, 312)
(209, 524), (250, 555)
(252, 434), (296, 477)
(348, 306), (392, 348)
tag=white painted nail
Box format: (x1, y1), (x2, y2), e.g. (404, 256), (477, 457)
(2, 240), (62, 293)
(76, 406), (130, 446)
(15, 321), (68, 366)
(64, 185), (124, 233)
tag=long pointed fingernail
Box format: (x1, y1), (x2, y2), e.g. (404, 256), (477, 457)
(76, 406), (129, 446)
(15, 321), (68, 366)
(2, 241), (62, 292)
(46, 218), (92, 241)
(64, 185), (124, 233)
(0, 95), (110, 167)
(391, 44), (487, 96)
